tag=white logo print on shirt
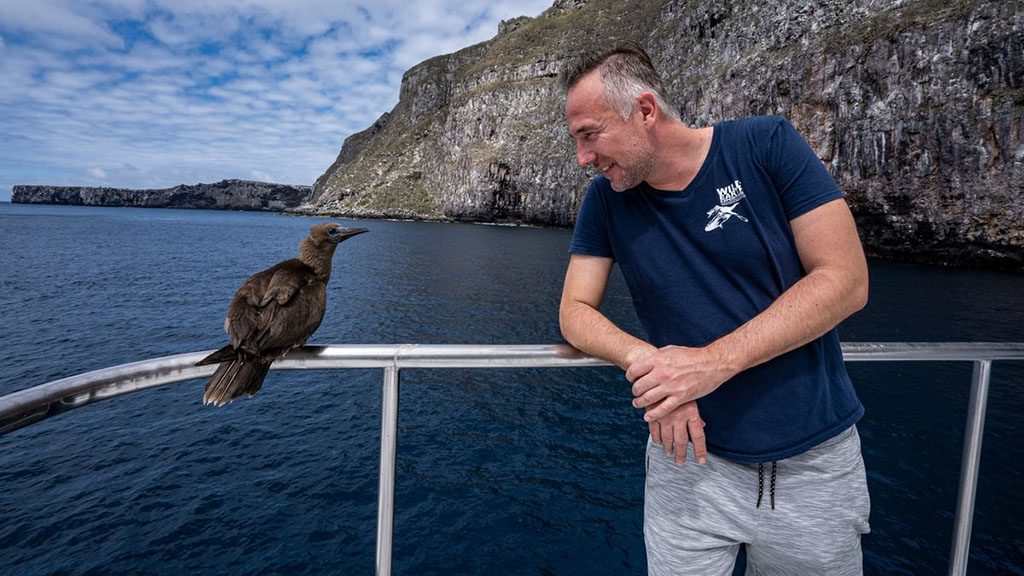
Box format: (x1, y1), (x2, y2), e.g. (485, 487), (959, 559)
(705, 180), (749, 232)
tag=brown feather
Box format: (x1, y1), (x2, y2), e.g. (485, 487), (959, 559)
(198, 222), (366, 406)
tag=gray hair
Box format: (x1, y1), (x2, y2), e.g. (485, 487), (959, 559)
(559, 42), (680, 122)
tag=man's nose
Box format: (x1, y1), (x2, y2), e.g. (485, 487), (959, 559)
(576, 144), (596, 167)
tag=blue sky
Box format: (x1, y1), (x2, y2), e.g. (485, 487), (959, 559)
(0, 0), (553, 202)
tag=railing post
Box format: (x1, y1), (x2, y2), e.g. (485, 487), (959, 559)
(948, 360), (992, 576)
(376, 366), (400, 576)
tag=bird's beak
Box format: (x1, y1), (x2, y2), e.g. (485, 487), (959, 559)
(330, 227), (369, 243)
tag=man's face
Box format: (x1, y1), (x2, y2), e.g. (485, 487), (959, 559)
(565, 72), (655, 192)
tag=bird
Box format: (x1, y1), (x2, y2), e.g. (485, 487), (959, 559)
(197, 222), (368, 406)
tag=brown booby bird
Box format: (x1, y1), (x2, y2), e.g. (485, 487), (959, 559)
(197, 222), (368, 406)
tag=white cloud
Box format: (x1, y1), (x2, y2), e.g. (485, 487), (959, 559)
(0, 0), (123, 46)
(0, 0), (554, 201)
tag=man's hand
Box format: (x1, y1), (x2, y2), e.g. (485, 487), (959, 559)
(625, 348), (710, 466)
(627, 345), (736, 422)
(648, 401), (707, 465)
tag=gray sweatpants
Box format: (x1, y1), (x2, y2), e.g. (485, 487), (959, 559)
(644, 425), (871, 576)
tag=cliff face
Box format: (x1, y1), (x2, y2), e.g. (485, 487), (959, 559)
(653, 0), (1024, 267)
(12, 180), (311, 212)
(308, 0), (1024, 268)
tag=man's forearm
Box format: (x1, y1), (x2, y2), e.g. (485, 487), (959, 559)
(559, 300), (654, 370)
(709, 199), (868, 376)
(708, 262), (868, 376)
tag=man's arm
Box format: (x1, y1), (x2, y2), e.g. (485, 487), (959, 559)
(629, 198), (869, 421)
(560, 254), (707, 464)
(559, 254), (651, 370)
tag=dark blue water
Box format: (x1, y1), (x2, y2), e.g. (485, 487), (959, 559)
(0, 203), (1021, 575)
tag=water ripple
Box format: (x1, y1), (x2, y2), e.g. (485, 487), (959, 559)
(1, 205), (1023, 575)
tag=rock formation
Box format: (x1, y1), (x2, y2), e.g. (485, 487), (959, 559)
(305, 0), (1024, 268)
(12, 180), (311, 212)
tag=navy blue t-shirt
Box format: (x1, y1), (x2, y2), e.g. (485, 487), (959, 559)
(569, 116), (863, 463)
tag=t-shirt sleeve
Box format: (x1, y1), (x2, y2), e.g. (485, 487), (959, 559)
(568, 180), (613, 258)
(764, 117), (845, 220)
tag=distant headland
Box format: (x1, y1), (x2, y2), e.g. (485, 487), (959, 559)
(11, 179), (311, 212)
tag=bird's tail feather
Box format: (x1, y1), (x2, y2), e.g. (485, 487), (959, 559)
(196, 345), (239, 366)
(203, 359), (270, 406)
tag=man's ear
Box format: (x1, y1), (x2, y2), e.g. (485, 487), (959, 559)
(636, 92), (658, 125)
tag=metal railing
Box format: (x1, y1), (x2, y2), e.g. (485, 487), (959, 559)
(1, 342), (1022, 576)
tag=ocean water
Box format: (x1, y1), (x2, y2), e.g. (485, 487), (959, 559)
(0, 202), (1021, 575)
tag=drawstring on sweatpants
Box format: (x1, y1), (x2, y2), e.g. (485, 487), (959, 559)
(756, 461), (778, 510)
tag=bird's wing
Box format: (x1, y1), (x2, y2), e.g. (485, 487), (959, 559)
(257, 267), (310, 307)
(252, 281), (327, 353)
(224, 260), (326, 357)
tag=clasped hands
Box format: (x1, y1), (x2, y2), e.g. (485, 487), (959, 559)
(626, 344), (733, 465)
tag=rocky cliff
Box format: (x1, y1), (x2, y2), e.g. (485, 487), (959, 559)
(306, 0), (1024, 269)
(12, 179), (311, 212)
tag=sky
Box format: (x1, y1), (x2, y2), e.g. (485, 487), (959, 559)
(0, 0), (553, 202)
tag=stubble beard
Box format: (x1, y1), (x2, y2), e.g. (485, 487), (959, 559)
(608, 141), (657, 192)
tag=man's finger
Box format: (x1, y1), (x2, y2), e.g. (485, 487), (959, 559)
(625, 359), (653, 383)
(689, 417), (708, 465)
(630, 369), (662, 398)
(632, 383), (667, 409)
(649, 420), (662, 446)
(662, 422), (674, 456)
(643, 396), (682, 422)
(673, 418), (690, 465)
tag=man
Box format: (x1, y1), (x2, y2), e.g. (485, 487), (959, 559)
(558, 43), (871, 575)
